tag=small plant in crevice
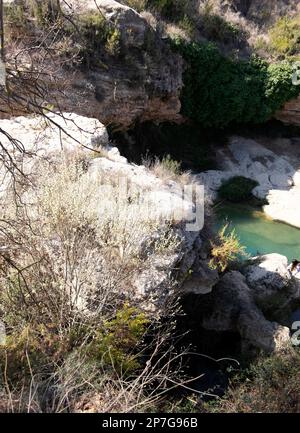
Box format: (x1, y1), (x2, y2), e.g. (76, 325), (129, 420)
(143, 154), (182, 181)
(209, 224), (247, 272)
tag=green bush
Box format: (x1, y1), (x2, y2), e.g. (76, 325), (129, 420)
(218, 176), (259, 202)
(173, 40), (300, 127)
(209, 224), (247, 272)
(269, 15), (300, 58)
(160, 154), (182, 175)
(63, 11), (122, 65)
(86, 304), (149, 375)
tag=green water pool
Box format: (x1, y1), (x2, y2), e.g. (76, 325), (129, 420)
(215, 204), (300, 262)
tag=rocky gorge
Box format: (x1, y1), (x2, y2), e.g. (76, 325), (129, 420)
(0, 112), (297, 356)
(1, 0), (300, 413)
(197, 134), (300, 228)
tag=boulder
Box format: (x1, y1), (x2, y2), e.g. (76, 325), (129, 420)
(198, 136), (300, 228)
(243, 254), (290, 298)
(181, 261), (219, 295)
(240, 254), (300, 323)
(0, 112), (108, 156)
(264, 185), (300, 229)
(202, 271), (290, 353)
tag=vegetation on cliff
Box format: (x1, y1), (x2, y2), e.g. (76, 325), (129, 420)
(209, 348), (300, 413)
(174, 40), (300, 127)
(1, 0), (300, 415)
(0, 151), (188, 413)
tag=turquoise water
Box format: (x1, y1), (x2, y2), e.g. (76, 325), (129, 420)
(215, 204), (300, 262)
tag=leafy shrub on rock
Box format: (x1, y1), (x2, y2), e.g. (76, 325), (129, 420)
(173, 40), (300, 128)
(218, 176), (259, 203)
(209, 224), (247, 272)
(269, 15), (300, 59)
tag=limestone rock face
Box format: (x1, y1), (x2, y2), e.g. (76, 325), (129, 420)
(198, 136), (300, 228)
(51, 0), (183, 128)
(0, 112), (109, 195)
(0, 112), (214, 312)
(197, 136), (295, 201)
(202, 271), (290, 353)
(0, 112), (109, 156)
(275, 95), (300, 127)
(243, 254), (290, 300)
(241, 254), (300, 322)
(181, 260), (219, 295)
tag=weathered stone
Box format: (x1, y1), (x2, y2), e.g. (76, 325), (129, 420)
(202, 271), (290, 353)
(0, 112), (108, 156)
(198, 136), (300, 228)
(264, 185), (300, 229)
(181, 261), (219, 295)
(40, 0), (183, 128)
(275, 94), (300, 127)
(243, 254), (290, 300)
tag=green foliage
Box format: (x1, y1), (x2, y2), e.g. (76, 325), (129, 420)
(4, 2), (29, 40)
(160, 154), (182, 176)
(105, 28), (121, 56)
(173, 40), (300, 127)
(87, 304), (149, 375)
(212, 349), (300, 413)
(178, 14), (196, 38)
(0, 325), (66, 383)
(30, 0), (49, 26)
(76, 12), (109, 47)
(209, 224), (247, 272)
(0, 304), (149, 387)
(4, 3), (26, 26)
(269, 15), (300, 58)
(218, 176), (259, 202)
(68, 11), (122, 64)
